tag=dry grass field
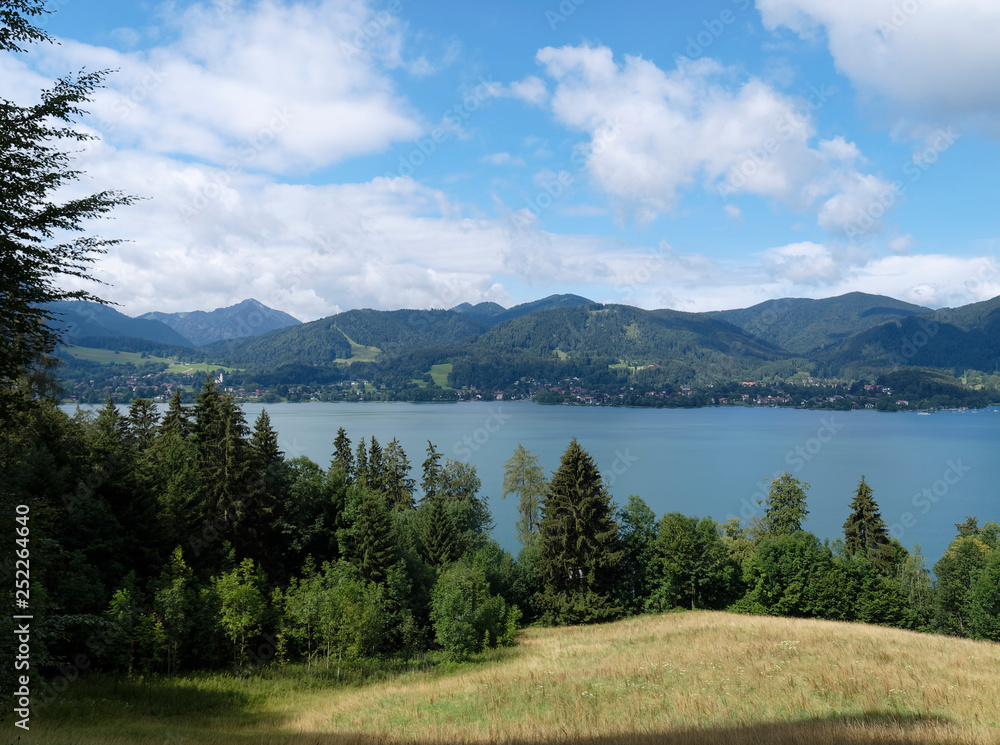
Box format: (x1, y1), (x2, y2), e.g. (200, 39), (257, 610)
(28, 610), (1000, 745)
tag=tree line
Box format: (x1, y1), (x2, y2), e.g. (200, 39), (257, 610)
(3, 384), (998, 691)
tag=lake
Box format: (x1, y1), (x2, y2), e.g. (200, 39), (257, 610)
(65, 401), (1000, 566)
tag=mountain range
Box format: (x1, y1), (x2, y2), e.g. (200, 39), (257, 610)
(50, 291), (1000, 389)
(47, 298), (301, 348)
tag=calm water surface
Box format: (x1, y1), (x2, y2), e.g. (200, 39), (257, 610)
(68, 401), (1000, 565)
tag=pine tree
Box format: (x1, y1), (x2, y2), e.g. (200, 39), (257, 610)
(502, 444), (547, 544)
(331, 427), (354, 482)
(843, 476), (891, 569)
(759, 472), (809, 536)
(535, 438), (623, 625)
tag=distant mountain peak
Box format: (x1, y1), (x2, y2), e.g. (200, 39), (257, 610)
(140, 298), (301, 346)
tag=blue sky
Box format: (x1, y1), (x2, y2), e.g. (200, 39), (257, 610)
(7, 0), (1000, 319)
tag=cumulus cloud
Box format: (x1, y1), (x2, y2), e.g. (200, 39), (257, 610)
(28, 0), (423, 173)
(529, 44), (892, 234)
(756, 0), (1000, 133)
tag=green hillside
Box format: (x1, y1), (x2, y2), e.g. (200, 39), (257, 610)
(709, 292), (931, 355)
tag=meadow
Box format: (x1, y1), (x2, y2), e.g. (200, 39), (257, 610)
(28, 611), (1000, 744)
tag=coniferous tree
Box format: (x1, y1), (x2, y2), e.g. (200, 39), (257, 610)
(535, 438), (622, 625)
(245, 409), (284, 575)
(159, 390), (190, 437)
(420, 440), (442, 502)
(421, 492), (458, 568)
(352, 490), (397, 584)
(366, 436), (385, 492)
(843, 476), (891, 569)
(502, 443), (547, 544)
(0, 1), (135, 413)
(758, 472), (809, 537)
(127, 398), (160, 451)
(383, 438), (415, 511)
(354, 438), (368, 487)
(331, 427), (354, 482)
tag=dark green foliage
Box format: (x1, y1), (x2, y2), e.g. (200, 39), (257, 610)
(331, 427), (354, 481)
(744, 532), (837, 617)
(351, 490), (397, 584)
(616, 495), (658, 615)
(896, 545), (935, 631)
(967, 550), (1000, 641)
(933, 523), (998, 636)
(383, 438), (415, 511)
(420, 440), (443, 501)
(535, 438), (623, 625)
(758, 473), (809, 537)
(843, 476), (892, 570)
(0, 8), (135, 412)
(420, 493), (458, 567)
(646, 515), (735, 612)
(430, 560), (520, 659)
(710, 292), (929, 356)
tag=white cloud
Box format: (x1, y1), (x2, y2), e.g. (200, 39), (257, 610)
(26, 0), (423, 173)
(756, 0), (1000, 132)
(508, 75), (548, 106)
(529, 45), (892, 233)
(481, 152), (525, 166)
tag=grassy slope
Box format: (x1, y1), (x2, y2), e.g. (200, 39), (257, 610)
(63, 345), (240, 373)
(30, 611), (1000, 744)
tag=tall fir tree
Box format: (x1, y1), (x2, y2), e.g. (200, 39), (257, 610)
(535, 438), (623, 625)
(354, 437), (368, 488)
(351, 490), (397, 584)
(159, 390), (189, 438)
(245, 410), (284, 576)
(502, 443), (547, 545)
(366, 436), (385, 493)
(843, 476), (892, 570)
(758, 472), (810, 537)
(331, 427), (354, 482)
(420, 440), (443, 502)
(421, 492), (458, 568)
(383, 438), (415, 511)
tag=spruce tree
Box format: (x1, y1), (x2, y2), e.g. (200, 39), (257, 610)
(351, 490), (397, 584)
(759, 472), (809, 536)
(383, 438), (415, 511)
(535, 438), (623, 625)
(331, 427), (354, 482)
(355, 438), (368, 487)
(421, 492), (457, 568)
(159, 390), (190, 437)
(366, 436), (385, 492)
(843, 476), (891, 569)
(245, 410), (284, 576)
